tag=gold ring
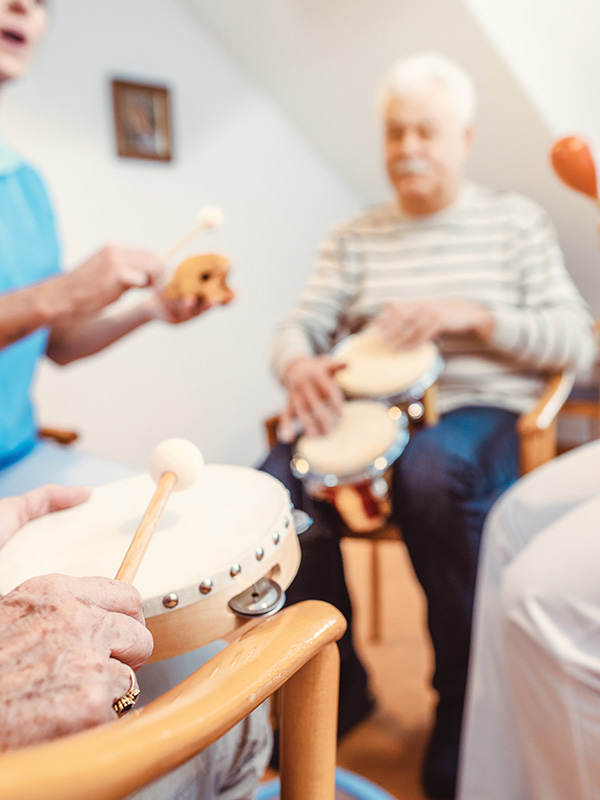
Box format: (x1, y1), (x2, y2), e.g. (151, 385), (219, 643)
(112, 666), (141, 718)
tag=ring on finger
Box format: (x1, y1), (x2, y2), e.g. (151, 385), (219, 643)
(112, 666), (141, 718)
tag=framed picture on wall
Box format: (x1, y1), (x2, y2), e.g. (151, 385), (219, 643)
(111, 79), (173, 162)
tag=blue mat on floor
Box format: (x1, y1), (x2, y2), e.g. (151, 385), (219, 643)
(258, 766), (398, 800)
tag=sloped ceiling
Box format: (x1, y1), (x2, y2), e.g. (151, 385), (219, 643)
(180, 0), (600, 311)
(465, 0), (600, 139)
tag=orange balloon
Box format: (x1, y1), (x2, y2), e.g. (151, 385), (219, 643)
(550, 136), (598, 199)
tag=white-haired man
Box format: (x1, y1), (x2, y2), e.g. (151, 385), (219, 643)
(260, 51), (597, 798)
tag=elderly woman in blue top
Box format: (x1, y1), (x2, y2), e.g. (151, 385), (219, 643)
(0, 4), (273, 799)
(0, 0), (216, 493)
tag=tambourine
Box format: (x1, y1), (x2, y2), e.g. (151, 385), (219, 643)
(292, 400), (409, 532)
(0, 465), (301, 662)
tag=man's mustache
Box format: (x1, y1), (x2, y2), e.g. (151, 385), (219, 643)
(391, 158), (433, 176)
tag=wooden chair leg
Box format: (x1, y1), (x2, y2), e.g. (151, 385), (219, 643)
(422, 384), (440, 426)
(280, 642), (340, 800)
(370, 541), (383, 643)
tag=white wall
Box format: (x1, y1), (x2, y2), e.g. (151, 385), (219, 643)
(2, 0), (359, 469)
(186, 0), (600, 313)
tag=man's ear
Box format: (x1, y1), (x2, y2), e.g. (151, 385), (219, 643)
(464, 124), (476, 153)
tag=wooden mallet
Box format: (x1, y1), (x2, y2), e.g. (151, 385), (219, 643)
(115, 439), (204, 583)
(162, 206), (224, 262)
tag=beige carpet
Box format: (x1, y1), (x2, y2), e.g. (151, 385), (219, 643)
(336, 538), (435, 800)
(263, 537), (435, 799)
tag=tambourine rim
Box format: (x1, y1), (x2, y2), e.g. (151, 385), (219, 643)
(142, 491), (296, 618)
(331, 334), (445, 402)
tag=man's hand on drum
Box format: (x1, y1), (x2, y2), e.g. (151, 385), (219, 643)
(280, 355), (346, 440)
(374, 299), (494, 350)
(0, 486), (154, 751)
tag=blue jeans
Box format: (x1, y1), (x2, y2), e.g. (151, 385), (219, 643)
(259, 406), (519, 793)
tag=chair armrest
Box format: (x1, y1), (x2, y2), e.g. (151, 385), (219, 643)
(265, 414), (281, 450)
(0, 600), (346, 800)
(517, 368), (576, 436)
(38, 427), (79, 446)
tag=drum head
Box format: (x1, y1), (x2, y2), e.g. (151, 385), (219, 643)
(294, 400), (407, 483)
(0, 466), (290, 604)
(332, 329), (442, 400)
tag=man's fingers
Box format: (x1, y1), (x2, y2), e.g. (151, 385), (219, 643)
(328, 360), (347, 375)
(278, 403), (297, 443)
(300, 382), (335, 436)
(317, 364), (346, 414)
(293, 394), (319, 438)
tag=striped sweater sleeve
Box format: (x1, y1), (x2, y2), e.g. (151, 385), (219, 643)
(487, 204), (597, 373)
(270, 226), (359, 382)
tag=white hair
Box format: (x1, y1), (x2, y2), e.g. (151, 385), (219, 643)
(377, 52), (477, 126)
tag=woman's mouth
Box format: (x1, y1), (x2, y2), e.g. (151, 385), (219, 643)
(0, 28), (27, 49)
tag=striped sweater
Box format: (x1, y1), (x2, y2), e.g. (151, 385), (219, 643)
(271, 183), (598, 414)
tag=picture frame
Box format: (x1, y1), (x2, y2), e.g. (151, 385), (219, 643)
(111, 79), (173, 162)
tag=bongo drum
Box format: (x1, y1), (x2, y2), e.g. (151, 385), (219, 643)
(332, 328), (444, 422)
(0, 465), (300, 663)
(291, 400), (409, 532)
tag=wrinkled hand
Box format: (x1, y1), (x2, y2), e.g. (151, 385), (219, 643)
(0, 574), (153, 751)
(49, 246), (166, 318)
(374, 299), (493, 350)
(0, 484), (91, 549)
(279, 356), (346, 440)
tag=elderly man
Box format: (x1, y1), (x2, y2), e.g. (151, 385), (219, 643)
(260, 51), (597, 798)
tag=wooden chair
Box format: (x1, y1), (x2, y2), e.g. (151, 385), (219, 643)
(265, 369), (576, 641)
(38, 426), (79, 446)
(0, 600), (346, 800)
(557, 322), (600, 447)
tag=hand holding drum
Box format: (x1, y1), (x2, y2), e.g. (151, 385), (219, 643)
(115, 439), (204, 583)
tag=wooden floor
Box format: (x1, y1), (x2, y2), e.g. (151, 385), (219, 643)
(264, 537), (435, 799)
(336, 538), (435, 799)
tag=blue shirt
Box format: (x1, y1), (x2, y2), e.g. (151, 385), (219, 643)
(0, 137), (61, 468)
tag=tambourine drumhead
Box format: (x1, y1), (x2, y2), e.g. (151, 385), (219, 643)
(293, 400), (408, 485)
(332, 329), (442, 400)
(0, 466), (300, 662)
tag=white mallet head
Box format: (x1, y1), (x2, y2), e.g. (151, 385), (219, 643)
(199, 205), (224, 229)
(149, 438), (204, 492)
